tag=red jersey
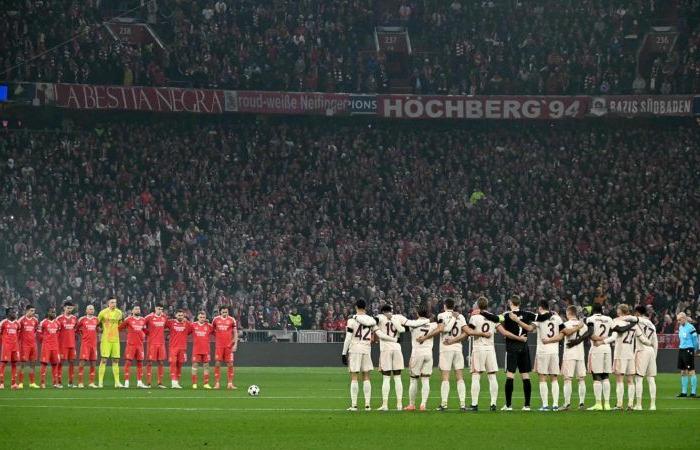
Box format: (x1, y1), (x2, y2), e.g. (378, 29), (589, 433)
(57, 314), (78, 348)
(18, 315), (39, 348)
(191, 321), (213, 355)
(0, 319), (21, 351)
(166, 319), (191, 350)
(77, 316), (99, 347)
(212, 316), (236, 348)
(39, 319), (61, 351)
(120, 316), (147, 347)
(145, 313), (167, 346)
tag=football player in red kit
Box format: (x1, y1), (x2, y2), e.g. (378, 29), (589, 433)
(56, 301), (78, 387)
(212, 306), (238, 389)
(119, 305), (148, 388)
(18, 305), (40, 388)
(39, 308), (62, 388)
(77, 305), (99, 388)
(191, 311), (214, 389)
(0, 309), (21, 389)
(166, 310), (191, 389)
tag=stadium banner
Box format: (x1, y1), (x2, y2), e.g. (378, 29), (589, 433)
(53, 83), (225, 113)
(589, 95), (693, 117)
(377, 95), (589, 119)
(223, 90), (367, 116)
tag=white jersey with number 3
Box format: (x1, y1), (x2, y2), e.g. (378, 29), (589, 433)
(438, 311), (466, 352)
(535, 314), (563, 355)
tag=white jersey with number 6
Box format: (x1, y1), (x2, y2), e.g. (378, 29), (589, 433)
(438, 311), (466, 353)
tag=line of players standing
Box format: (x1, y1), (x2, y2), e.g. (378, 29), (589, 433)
(341, 295), (658, 412)
(0, 300), (239, 390)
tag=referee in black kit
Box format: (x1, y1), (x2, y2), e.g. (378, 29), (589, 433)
(482, 294), (551, 410)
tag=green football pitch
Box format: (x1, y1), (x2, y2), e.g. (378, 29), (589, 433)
(0, 368), (698, 449)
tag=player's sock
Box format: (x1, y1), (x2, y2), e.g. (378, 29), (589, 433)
(578, 380), (586, 405)
(192, 367), (198, 386)
(227, 364), (234, 384)
(0, 363), (5, 384)
(539, 382), (548, 407)
(203, 370), (209, 385)
(89, 366), (96, 384)
(11, 362), (17, 385)
(362, 380), (372, 406)
(648, 378), (656, 407)
(470, 375), (480, 406)
(381, 375), (391, 407)
(408, 377), (418, 406)
(616, 381), (624, 407)
(393, 375), (403, 408)
(18, 367), (24, 385)
(78, 366), (84, 384)
(98, 362), (106, 385)
(456, 379), (466, 408)
(627, 382), (635, 407)
(29, 370), (35, 384)
(40, 364), (47, 385)
(136, 362), (143, 381)
(440, 380), (449, 406)
(691, 375), (697, 395)
(523, 379), (532, 407)
(420, 377), (430, 407)
(57, 362), (63, 384)
(593, 381), (602, 404)
(146, 364), (152, 384)
(68, 363), (74, 385)
(51, 364), (59, 384)
(505, 377), (514, 407)
(112, 363), (120, 385)
(681, 375), (688, 394)
(350, 380), (359, 407)
(214, 367), (221, 384)
(551, 379), (559, 407)
(158, 364), (164, 384)
(602, 379), (611, 403)
(563, 380), (572, 406)
(488, 373), (498, 406)
(124, 361), (131, 383)
(635, 375), (644, 407)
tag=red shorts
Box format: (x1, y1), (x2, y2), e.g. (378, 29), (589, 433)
(148, 344), (167, 361)
(80, 345), (97, 361)
(1, 347), (20, 362)
(125, 345), (145, 361)
(41, 348), (61, 365)
(215, 346), (234, 363)
(169, 348), (187, 364)
(60, 347), (77, 361)
(192, 353), (210, 363)
(21, 345), (38, 362)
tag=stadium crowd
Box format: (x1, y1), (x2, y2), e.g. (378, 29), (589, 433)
(0, 119), (698, 336)
(2, 0), (699, 94)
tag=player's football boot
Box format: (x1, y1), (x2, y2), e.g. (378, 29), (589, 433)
(17, 383), (23, 389)
(89, 383), (99, 388)
(435, 405), (448, 411)
(192, 384), (198, 389)
(459, 406), (468, 412)
(560, 404), (570, 411)
(114, 382), (124, 388)
(404, 405), (416, 411)
(587, 404), (603, 411)
(521, 406), (531, 411)
(376, 405), (389, 411)
(578, 403), (585, 410)
(29, 383), (40, 389)
(68, 384), (75, 388)
(489, 404), (497, 411)
(54, 384), (63, 389)
(123, 380), (130, 388)
(603, 403), (611, 410)
(137, 381), (149, 389)
(419, 405), (427, 411)
(157, 383), (167, 389)
(213, 382), (220, 389)
(538, 406), (551, 412)
(364, 405), (372, 411)
(40, 384), (46, 389)
(78, 383), (85, 388)
(467, 405), (478, 412)
(649, 405), (656, 411)
(203, 384), (212, 389)
(171, 381), (182, 389)
(552, 406), (559, 411)
(227, 383), (237, 390)
(346, 406), (358, 411)
(633, 405), (642, 411)
(500, 405), (513, 411)
(690, 393), (697, 398)
(396, 405), (402, 411)
(11, 384), (19, 390)
(0, 384), (4, 389)
(676, 393), (688, 398)
(612, 405), (622, 411)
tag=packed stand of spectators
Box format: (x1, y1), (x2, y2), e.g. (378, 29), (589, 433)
(389, 0), (700, 95)
(1, 119), (699, 336)
(3, 0), (699, 94)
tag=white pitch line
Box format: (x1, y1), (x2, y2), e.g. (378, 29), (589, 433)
(0, 395), (695, 401)
(0, 404), (699, 413)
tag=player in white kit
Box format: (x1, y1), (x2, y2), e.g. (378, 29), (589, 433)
(445, 296), (522, 411)
(541, 305), (586, 410)
(419, 298), (489, 411)
(603, 304), (638, 410)
(570, 303), (614, 410)
(375, 304), (409, 411)
(401, 307), (433, 411)
(342, 299), (379, 411)
(631, 305), (658, 410)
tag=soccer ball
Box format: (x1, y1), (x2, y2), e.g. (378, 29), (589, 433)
(247, 385), (260, 396)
